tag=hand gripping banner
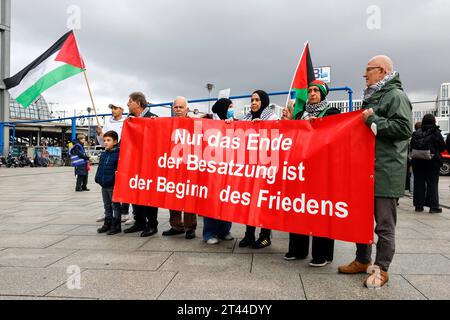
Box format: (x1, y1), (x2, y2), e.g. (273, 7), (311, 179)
(114, 111), (375, 244)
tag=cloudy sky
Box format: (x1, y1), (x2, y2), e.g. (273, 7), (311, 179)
(9, 0), (450, 116)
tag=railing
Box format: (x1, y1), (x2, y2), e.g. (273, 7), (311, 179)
(0, 87), (353, 155)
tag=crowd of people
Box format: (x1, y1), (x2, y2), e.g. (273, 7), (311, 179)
(68, 55), (450, 289)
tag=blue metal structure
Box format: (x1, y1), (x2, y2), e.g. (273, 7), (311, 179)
(0, 87), (353, 155)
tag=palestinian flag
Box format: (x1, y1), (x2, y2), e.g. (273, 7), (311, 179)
(289, 42), (316, 118)
(4, 30), (85, 108)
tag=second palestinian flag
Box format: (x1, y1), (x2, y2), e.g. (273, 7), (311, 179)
(290, 43), (316, 118)
(4, 30), (85, 108)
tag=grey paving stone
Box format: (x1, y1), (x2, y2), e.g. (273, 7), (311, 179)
(0, 223), (45, 234)
(301, 274), (426, 300)
(50, 215), (110, 225)
(159, 252), (252, 273)
(158, 272), (306, 300)
(0, 267), (68, 296)
(138, 237), (235, 253)
(64, 225), (102, 236)
(51, 250), (171, 271)
(389, 254), (450, 275)
(0, 216), (58, 224)
(49, 235), (150, 251)
(396, 239), (450, 254)
(0, 234), (68, 249)
(396, 227), (430, 240)
(403, 275), (450, 300)
(27, 224), (80, 235)
(0, 248), (77, 268)
(47, 269), (176, 300)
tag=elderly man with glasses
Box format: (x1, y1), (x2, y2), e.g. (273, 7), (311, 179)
(338, 55), (413, 289)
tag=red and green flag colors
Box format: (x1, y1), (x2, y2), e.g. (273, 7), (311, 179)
(4, 30), (85, 108)
(288, 42), (316, 118)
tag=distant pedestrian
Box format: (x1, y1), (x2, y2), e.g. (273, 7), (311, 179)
(70, 134), (90, 192)
(411, 114), (446, 214)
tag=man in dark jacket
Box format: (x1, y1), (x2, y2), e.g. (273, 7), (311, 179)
(123, 92), (160, 238)
(96, 131), (122, 235)
(338, 55), (413, 289)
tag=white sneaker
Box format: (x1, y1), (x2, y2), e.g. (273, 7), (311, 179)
(220, 234), (234, 241)
(96, 216), (105, 223)
(121, 215), (128, 222)
(125, 212), (135, 225)
(206, 238), (219, 245)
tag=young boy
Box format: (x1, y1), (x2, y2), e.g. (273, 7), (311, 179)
(95, 131), (122, 235)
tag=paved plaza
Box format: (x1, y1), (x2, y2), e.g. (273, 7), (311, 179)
(0, 167), (449, 300)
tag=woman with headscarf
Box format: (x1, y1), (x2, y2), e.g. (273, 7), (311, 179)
(239, 90), (280, 249)
(282, 80), (341, 267)
(411, 114), (446, 214)
(203, 98), (235, 245)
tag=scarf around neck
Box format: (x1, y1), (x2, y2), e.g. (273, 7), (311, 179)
(301, 99), (329, 120)
(363, 71), (397, 101)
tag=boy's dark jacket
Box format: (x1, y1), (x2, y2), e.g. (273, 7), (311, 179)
(95, 145), (120, 188)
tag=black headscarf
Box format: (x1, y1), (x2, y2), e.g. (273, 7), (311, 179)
(212, 98), (232, 121)
(251, 90), (270, 120)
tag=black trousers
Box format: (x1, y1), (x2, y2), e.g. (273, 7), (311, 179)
(245, 226), (271, 239)
(76, 175), (88, 191)
(120, 203), (130, 215)
(412, 159), (441, 209)
(133, 205), (158, 229)
(289, 234), (335, 261)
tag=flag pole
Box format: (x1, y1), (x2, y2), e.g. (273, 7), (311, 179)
(82, 70), (101, 127)
(72, 29), (101, 127)
(285, 41), (309, 108)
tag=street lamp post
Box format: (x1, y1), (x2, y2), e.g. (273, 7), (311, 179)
(206, 83), (214, 114)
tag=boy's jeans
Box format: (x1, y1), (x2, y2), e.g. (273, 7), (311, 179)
(102, 187), (121, 224)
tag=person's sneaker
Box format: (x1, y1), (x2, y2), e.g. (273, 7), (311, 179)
(185, 230), (196, 240)
(218, 234), (234, 241)
(162, 228), (185, 236)
(415, 207), (424, 212)
(251, 237), (271, 249)
(121, 216), (128, 223)
(430, 208), (443, 214)
(284, 252), (302, 261)
(309, 259), (331, 267)
(238, 236), (255, 248)
(97, 225), (111, 234)
(365, 265), (389, 289)
(96, 216), (105, 223)
(338, 260), (372, 274)
(206, 237), (219, 245)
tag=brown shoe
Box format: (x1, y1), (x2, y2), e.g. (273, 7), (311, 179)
(365, 265), (389, 288)
(338, 260), (372, 274)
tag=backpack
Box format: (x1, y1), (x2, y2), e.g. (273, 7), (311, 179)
(410, 129), (435, 160)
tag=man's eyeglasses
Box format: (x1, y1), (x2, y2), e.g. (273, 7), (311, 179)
(366, 66), (383, 73)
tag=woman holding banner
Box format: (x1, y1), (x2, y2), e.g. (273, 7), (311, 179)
(239, 90), (280, 249)
(282, 80), (340, 267)
(202, 98), (235, 245)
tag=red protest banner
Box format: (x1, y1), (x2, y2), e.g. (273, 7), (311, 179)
(113, 111), (375, 244)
